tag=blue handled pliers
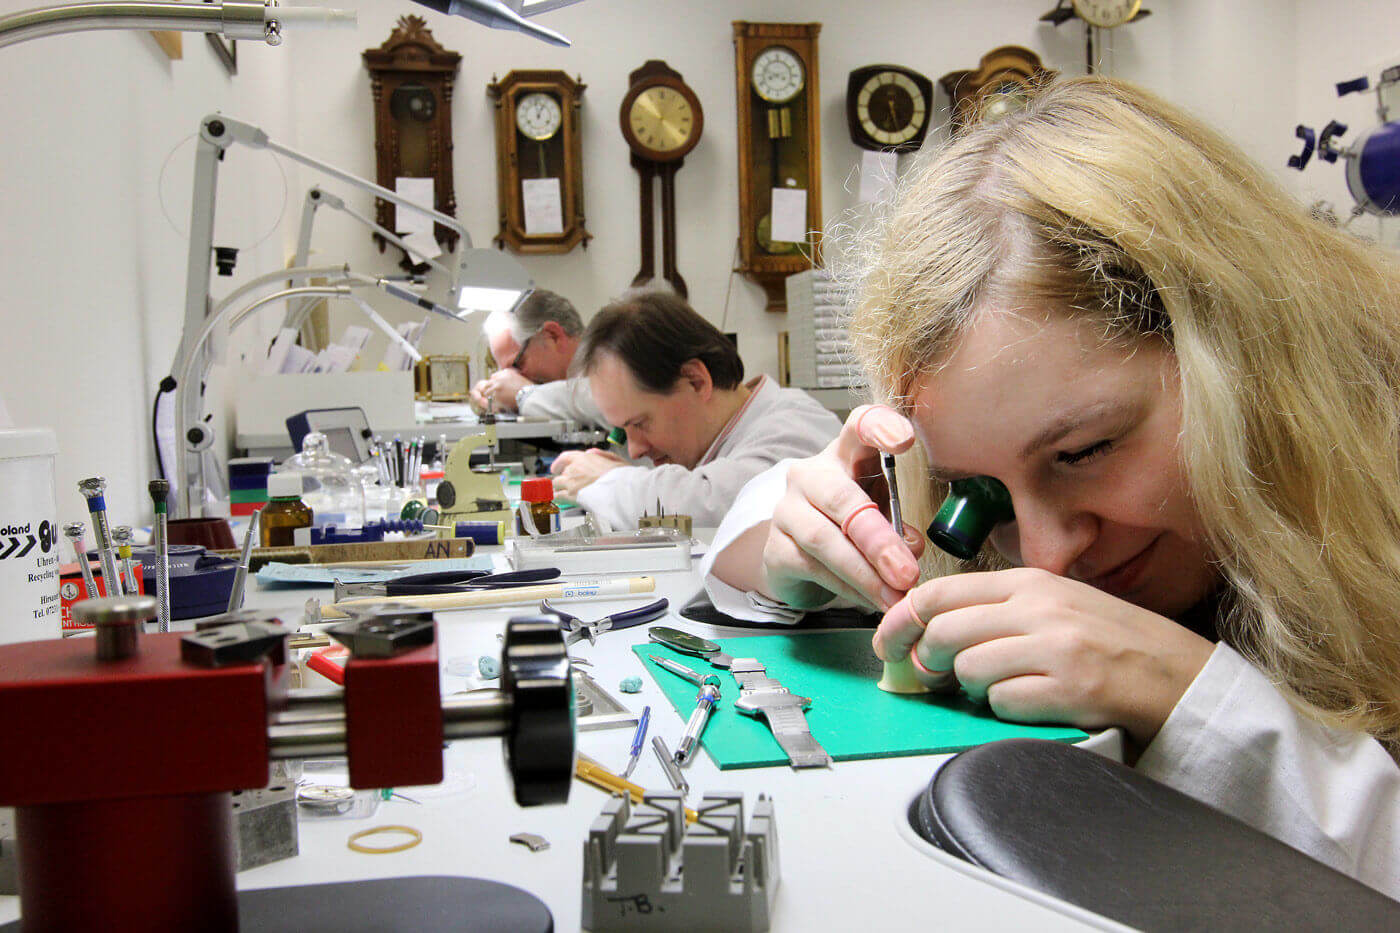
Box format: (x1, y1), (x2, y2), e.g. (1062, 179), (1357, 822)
(541, 597), (669, 647)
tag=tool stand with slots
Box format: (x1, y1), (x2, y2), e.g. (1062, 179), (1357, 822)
(582, 791), (780, 932)
(0, 598), (574, 933)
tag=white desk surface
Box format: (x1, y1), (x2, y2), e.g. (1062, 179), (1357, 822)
(0, 545), (1109, 931)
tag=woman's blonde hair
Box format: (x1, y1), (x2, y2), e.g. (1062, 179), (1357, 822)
(847, 76), (1400, 745)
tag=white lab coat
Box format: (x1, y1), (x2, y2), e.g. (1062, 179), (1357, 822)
(519, 377), (608, 429)
(700, 460), (1400, 898)
(576, 376), (841, 531)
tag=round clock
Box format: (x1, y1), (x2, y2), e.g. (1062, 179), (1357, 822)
(1071, 0), (1141, 28)
(515, 92), (562, 141)
(975, 80), (1035, 124)
(621, 76), (703, 163)
(751, 46), (805, 104)
(849, 66), (931, 151)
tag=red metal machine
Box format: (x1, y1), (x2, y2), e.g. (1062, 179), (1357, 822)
(0, 597), (573, 931)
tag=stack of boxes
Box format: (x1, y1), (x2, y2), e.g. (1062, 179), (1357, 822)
(784, 269), (865, 389)
(228, 457), (274, 517)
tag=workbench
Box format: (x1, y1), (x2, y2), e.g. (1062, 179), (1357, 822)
(0, 534), (1117, 931)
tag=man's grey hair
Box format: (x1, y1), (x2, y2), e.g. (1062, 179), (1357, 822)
(484, 289), (583, 345)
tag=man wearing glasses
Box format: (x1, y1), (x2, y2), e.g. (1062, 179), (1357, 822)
(469, 289), (607, 428)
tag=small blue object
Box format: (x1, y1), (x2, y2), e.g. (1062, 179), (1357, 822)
(619, 676), (643, 694)
(478, 656), (501, 679)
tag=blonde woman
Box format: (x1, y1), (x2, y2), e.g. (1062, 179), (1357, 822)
(702, 76), (1400, 895)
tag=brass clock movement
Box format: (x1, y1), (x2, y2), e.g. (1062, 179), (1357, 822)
(940, 46), (1057, 136)
(846, 64), (934, 152)
(488, 70), (590, 254)
(733, 21), (823, 311)
(363, 16), (462, 255)
(620, 60), (704, 297)
(414, 355), (470, 402)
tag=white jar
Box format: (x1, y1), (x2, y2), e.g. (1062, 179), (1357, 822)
(0, 428), (60, 643)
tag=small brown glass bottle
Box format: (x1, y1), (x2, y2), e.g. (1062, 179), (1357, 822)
(516, 478), (560, 536)
(261, 473), (314, 547)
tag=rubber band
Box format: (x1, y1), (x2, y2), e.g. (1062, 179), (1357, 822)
(840, 501), (879, 537)
(908, 650), (952, 679)
(347, 824), (423, 854)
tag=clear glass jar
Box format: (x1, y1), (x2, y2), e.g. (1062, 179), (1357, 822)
(278, 432), (365, 527)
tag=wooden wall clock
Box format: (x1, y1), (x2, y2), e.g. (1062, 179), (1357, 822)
(846, 64), (933, 152)
(733, 21), (822, 312)
(620, 60), (703, 297)
(488, 70), (590, 254)
(939, 46), (1057, 136)
(363, 16), (462, 254)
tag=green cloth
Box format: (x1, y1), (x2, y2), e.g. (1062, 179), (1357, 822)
(634, 629), (1088, 770)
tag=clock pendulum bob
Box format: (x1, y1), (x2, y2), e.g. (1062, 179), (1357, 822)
(434, 422), (516, 531)
(0, 598), (574, 932)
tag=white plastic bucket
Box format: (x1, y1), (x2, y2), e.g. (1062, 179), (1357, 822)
(0, 428), (60, 643)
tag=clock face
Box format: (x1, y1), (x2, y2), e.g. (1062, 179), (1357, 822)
(856, 70), (928, 147)
(515, 92), (563, 141)
(628, 85), (697, 156)
(1071, 0), (1141, 28)
(976, 80), (1033, 124)
(752, 46), (805, 104)
(428, 357), (469, 399)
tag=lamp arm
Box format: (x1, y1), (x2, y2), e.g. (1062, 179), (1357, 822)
(174, 284), (353, 517)
(0, 0), (354, 49)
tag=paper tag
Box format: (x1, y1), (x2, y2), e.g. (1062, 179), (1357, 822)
(395, 177), (435, 235)
(858, 150), (900, 204)
(401, 229), (442, 262)
(522, 178), (564, 235)
(770, 188), (808, 244)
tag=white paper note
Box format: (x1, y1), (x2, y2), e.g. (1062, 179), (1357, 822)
(395, 177), (436, 235)
(337, 325), (371, 354)
(265, 327), (299, 375)
(522, 178), (564, 235)
(858, 150), (900, 204)
(770, 188), (808, 244)
(401, 229), (443, 262)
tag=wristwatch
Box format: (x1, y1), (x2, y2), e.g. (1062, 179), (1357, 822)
(514, 383), (537, 412)
(729, 658), (832, 768)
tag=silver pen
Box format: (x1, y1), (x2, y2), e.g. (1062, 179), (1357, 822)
(880, 451), (904, 538)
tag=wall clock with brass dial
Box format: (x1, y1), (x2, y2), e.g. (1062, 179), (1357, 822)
(733, 21), (823, 312)
(846, 64), (933, 152)
(620, 60), (704, 297)
(488, 69), (589, 254)
(940, 46), (1057, 136)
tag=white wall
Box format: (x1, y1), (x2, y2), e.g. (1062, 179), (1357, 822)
(0, 0), (1394, 524)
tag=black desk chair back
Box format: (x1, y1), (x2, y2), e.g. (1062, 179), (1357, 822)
(911, 738), (1400, 931)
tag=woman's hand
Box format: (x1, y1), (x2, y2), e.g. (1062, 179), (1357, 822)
(875, 567), (1215, 745)
(761, 405), (925, 612)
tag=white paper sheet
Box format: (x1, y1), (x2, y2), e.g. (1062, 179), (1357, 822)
(265, 327), (299, 374)
(401, 229), (442, 262)
(522, 178), (564, 235)
(337, 325), (371, 354)
(395, 177), (436, 236)
(858, 150), (900, 204)
(770, 187), (808, 244)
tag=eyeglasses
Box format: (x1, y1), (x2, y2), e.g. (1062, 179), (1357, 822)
(505, 330), (539, 373)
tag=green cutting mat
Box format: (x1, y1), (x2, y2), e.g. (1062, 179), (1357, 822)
(633, 630), (1088, 770)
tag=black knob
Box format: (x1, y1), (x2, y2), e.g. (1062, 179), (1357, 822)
(501, 616), (574, 806)
(436, 480), (456, 509)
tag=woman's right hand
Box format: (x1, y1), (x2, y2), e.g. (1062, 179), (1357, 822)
(762, 405), (925, 611)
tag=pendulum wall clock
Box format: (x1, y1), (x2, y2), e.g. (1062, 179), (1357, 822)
(733, 21), (822, 312)
(363, 16), (462, 256)
(619, 60), (704, 297)
(488, 70), (590, 254)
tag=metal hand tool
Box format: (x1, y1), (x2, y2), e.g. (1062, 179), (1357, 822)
(62, 521), (99, 599)
(111, 525), (139, 596)
(227, 510), (260, 612)
(651, 735), (689, 796)
(147, 480), (171, 632)
(647, 654), (722, 766)
(77, 477), (124, 599)
(647, 625), (733, 668)
(334, 567), (561, 602)
(880, 451), (904, 538)
(543, 597), (670, 647)
(621, 706), (650, 780)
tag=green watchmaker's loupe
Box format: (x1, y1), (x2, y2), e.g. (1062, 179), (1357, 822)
(927, 477), (1014, 560)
